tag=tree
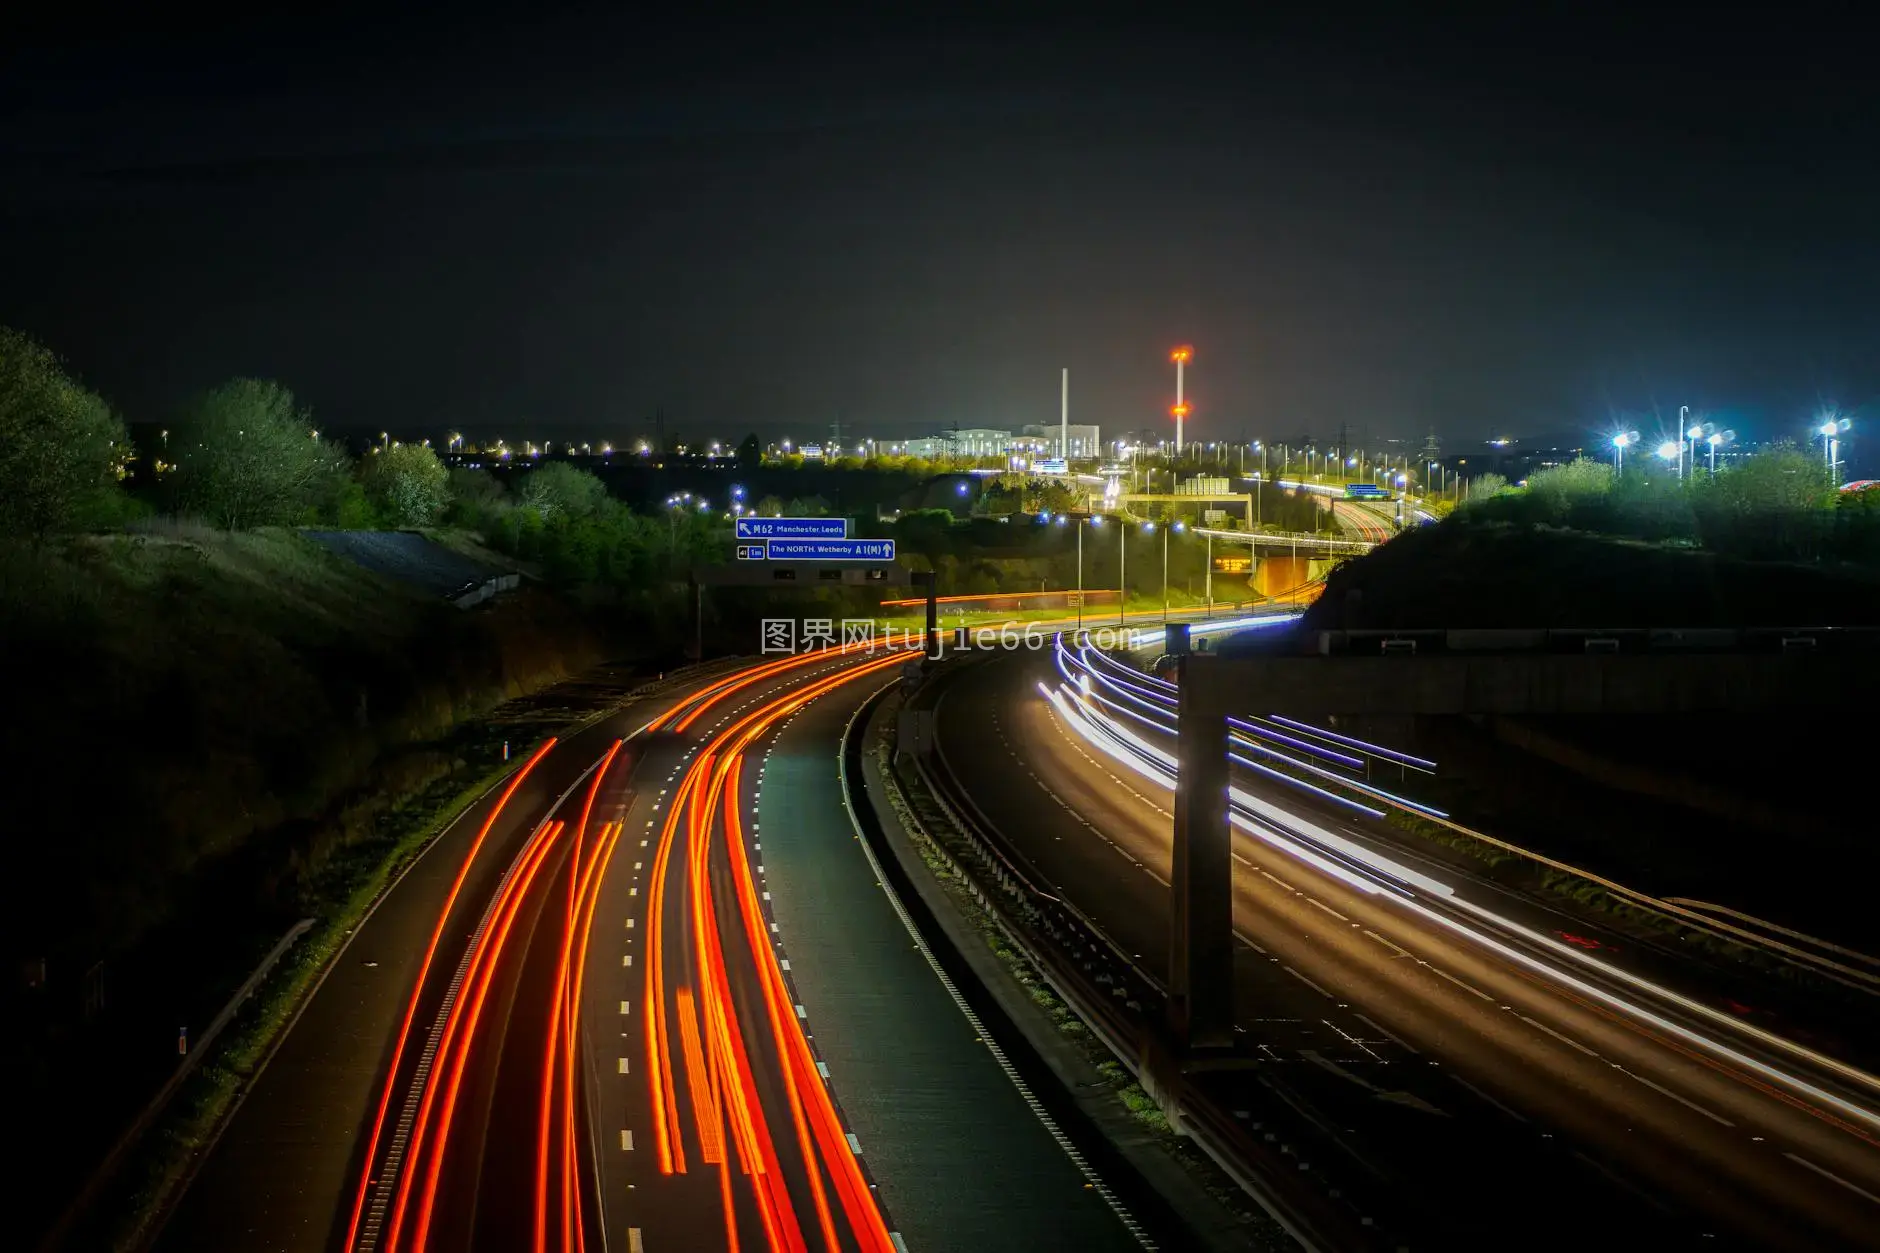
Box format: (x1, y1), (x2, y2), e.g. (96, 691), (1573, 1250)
(736, 433), (762, 469)
(0, 327), (129, 539)
(170, 379), (336, 528)
(518, 461), (608, 519)
(364, 442), (450, 527)
(448, 467), (505, 517)
(1466, 472), (1509, 501)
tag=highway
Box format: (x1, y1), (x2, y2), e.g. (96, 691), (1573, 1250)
(932, 644), (1880, 1250)
(158, 644), (1149, 1253)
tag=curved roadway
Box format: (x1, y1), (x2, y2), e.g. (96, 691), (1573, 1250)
(156, 647), (1148, 1253)
(934, 648), (1880, 1251)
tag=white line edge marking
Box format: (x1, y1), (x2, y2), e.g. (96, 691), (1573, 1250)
(838, 686), (1158, 1251)
(1784, 1152), (1880, 1206)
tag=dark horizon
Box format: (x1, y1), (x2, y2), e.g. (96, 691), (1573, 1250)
(5, 10), (1876, 469)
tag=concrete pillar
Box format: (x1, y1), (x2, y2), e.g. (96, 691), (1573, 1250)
(1172, 653), (1234, 1050)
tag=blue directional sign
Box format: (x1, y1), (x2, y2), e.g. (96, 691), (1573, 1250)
(736, 543), (767, 560)
(765, 539), (896, 562)
(736, 517), (849, 540)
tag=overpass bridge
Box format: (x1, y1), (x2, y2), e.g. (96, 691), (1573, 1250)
(1190, 527), (1372, 599)
(1166, 625), (1880, 1048)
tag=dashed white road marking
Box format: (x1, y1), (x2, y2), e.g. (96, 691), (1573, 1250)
(619, 1000), (631, 1015)
(1620, 1068), (1734, 1126)
(1518, 1014), (1601, 1059)
(1428, 964), (1493, 1001)
(618, 1057), (630, 1073)
(1284, 966), (1333, 999)
(620, 1129), (633, 1150)
(1362, 929), (1412, 959)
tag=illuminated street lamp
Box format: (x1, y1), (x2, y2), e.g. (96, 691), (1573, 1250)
(1170, 346), (1193, 454)
(1687, 420), (1706, 475)
(1706, 428), (1735, 474)
(1612, 430), (1638, 473)
(1656, 440), (1682, 467)
(1820, 416), (1852, 485)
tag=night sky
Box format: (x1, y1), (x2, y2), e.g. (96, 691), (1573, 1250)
(4, 9), (1877, 459)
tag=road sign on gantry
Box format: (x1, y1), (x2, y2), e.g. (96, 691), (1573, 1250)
(735, 517), (849, 540)
(764, 538), (896, 561)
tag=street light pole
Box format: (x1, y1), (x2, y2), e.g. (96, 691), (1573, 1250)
(1678, 406), (1689, 480)
(1076, 517), (1084, 632)
(1821, 417), (1851, 486)
(1162, 523), (1170, 624)
(1205, 533), (1213, 616)
(1118, 526), (1127, 629)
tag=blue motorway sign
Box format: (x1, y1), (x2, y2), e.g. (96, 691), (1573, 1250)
(764, 539), (896, 562)
(735, 517), (849, 540)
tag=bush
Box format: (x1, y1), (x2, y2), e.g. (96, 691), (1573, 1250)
(364, 443), (450, 527)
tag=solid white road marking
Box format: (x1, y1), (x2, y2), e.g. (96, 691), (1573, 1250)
(1355, 1013), (1418, 1054)
(1450, 1074), (1527, 1122)
(1785, 1153), (1880, 1206)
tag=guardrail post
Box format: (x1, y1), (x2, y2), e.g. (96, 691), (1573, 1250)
(1172, 653), (1234, 1050)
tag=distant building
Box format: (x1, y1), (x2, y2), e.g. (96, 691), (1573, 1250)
(900, 428), (1014, 459)
(1020, 423), (1102, 459)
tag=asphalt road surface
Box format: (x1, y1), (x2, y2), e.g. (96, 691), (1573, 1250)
(158, 645), (1147, 1253)
(934, 647), (1880, 1251)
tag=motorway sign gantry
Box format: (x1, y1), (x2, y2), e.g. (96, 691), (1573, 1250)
(735, 517), (849, 540)
(764, 538), (896, 561)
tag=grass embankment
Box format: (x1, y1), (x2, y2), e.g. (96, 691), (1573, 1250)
(0, 522), (613, 1247)
(1300, 521), (1880, 630)
(868, 697), (1282, 1242)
